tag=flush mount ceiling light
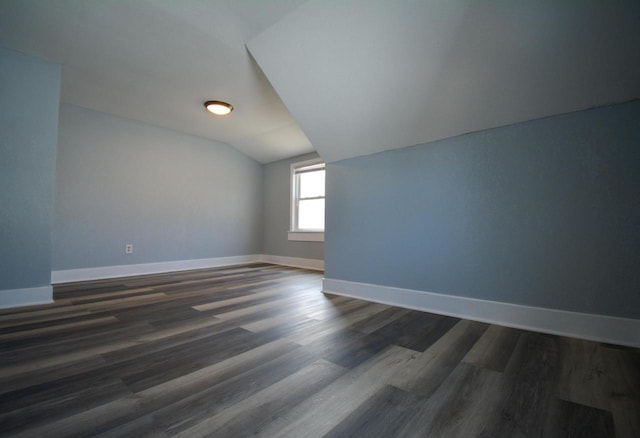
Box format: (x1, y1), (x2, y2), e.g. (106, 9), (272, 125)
(204, 100), (233, 116)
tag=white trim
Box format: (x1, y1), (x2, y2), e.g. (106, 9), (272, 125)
(52, 255), (261, 284)
(51, 254), (325, 284)
(322, 278), (640, 348)
(259, 254), (324, 271)
(290, 157), (326, 234)
(288, 231), (325, 242)
(0, 286), (53, 309)
(290, 157), (325, 172)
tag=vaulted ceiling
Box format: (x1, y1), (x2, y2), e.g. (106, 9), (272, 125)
(0, 0), (311, 163)
(248, 0), (640, 162)
(2, 1), (639, 164)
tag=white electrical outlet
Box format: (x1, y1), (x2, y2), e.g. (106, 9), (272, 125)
(125, 243), (133, 254)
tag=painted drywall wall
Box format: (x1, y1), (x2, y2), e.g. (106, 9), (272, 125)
(0, 47), (60, 291)
(53, 104), (262, 270)
(262, 153), (324, 261)
(325, 100), (640, 319)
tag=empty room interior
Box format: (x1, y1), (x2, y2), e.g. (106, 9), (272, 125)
(1, 1), (639, 437)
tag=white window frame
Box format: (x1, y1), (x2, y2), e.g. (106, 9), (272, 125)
(289, 158), (325, 242)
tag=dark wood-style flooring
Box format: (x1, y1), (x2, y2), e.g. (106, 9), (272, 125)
(0, 263), (638, 437)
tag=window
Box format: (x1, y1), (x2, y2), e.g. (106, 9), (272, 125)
(289, 159), (325, 241)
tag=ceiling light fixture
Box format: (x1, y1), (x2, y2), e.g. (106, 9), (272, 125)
(204, 100), (233, 116)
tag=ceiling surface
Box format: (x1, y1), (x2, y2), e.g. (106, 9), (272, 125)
(2, 1), (640, 164)
(248, 0), (640, 163)
(0, 0), (312, 163)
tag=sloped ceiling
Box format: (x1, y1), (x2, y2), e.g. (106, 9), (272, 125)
(248, 0), (640, 163)
(0, 0), (312, 163)
(2, 1), (639, 165)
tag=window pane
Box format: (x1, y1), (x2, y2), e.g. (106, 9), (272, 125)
(299, 169), (325, 198)
(298, 199), (325, 230)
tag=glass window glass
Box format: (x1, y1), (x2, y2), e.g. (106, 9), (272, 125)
(298, 198), (325, 230)
(299, 170), (325, 198)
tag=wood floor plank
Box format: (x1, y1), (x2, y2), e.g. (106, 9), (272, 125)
(609, 399), (640, 438)
(208, 288), (320, 320)
(482, 332), (562, 437)
(389, 319), (488, 397)
(254, 345), (419, 438)
(240, 312), (316, 334)
(462, 323), (522, 372)
(120, 328), (279, 392)
(0, 376), (132, 435)
(324, 385), (425, 438)
(544, 398), (616, 438)
(0, 315), (119, 342)
(0, 300), (67, 317)
(17, 338), (300, 437)
(370, 310), (461, 352)
(349, 305), (412, 334)
(281, 302), (401, 347)
(0, 264), (637, 437)
(602, 346), (640, 438)
(239, 290), (344, 331)
(66, 287), (157, 305)
(0, 320), (155, 371)
(154, 350), (317, 435)
(0, 308), (94, 329)
(395, 363), (505, 438)
(0, 354), (108, 395)
(95, 415), (169, 438)
(303, 297), (372, 321)
(302, 326), (392, 369)
(174, 359), (346, 438)
(555, 337), (610, 410)
(191, 284), (291, 311)
(99, 319), (233, 365)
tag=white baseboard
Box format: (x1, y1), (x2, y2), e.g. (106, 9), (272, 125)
(323, 278), (640, 348)
(259, 254), (324, 271)
(52, 255), (262, 284)
(51, 254), (324, 284)
(0, 286), (53, 309)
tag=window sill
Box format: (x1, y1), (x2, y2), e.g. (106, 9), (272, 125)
(288, 231), (324, 242)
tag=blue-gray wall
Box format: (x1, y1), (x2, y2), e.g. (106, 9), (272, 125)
(263, 153), (324, 260)
(0, 47), (61, 291)
(53, 104), (262, 270)
(326, 100), (640, 319)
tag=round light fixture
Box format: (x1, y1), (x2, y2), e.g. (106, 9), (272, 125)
(204, 100), (233, 116)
